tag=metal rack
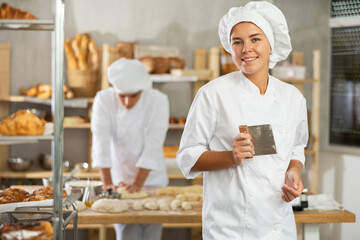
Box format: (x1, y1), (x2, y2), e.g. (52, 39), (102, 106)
(0, 0), (67, 239)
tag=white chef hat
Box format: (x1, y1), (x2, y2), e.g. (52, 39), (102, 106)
(218, 1), (292, 69)
(108, 58), (152, 94)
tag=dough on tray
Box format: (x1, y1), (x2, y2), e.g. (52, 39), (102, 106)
(170, 199), (182, 211)
(132, 201), (143, 211)
(158, 201), (169, 211)
(91, 199), (129, 213)
(117, 187), (148, 199)
(181, 201), (192, 211)
(144, 200), (158, 210)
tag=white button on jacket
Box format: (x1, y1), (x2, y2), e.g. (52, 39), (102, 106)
(177, 72), (308, 240)
(91, 88), (169, 187)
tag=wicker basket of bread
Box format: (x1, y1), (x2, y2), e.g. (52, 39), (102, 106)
(65, 33), (100, 97)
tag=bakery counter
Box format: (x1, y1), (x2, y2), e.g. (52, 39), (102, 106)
(75, 207), (355, 240)
(77, 206), (202, 225)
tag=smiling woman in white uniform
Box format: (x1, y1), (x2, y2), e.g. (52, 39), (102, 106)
(91, 58), (169, 240)
(177, 2), (308, 240)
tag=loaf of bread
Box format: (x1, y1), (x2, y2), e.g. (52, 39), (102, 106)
(115, 41), (137, 59)
(169, 57), (185, 70)
(0, 110), (45, 136)
(0, 3), (37, 19)
(139, 56), (155, 73)
(153, 57), (170, 74)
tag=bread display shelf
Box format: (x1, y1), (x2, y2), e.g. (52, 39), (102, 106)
(0, 19), (54, 31)
(150, 74), (197, 82)
(74, 208), (355, 225)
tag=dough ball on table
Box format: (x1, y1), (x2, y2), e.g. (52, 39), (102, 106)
(170, 199), (182, 211)
(63, 200), (86, 211)
(176, 194), (186, 201)
(117, 187), (148, 199)
(158, 202), (169, 211)
(75, 200), (87, 211)
(91, 199), (129, 213)
(157, 199), (168, 205)
(144, 201), (158, 210)
(132, 201), (143, 211)
(181, 201), (192, 211)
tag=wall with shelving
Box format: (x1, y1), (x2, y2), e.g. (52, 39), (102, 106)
(1, 0), (359, 239)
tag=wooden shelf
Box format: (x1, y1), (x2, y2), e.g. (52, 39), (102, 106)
(281, 78), (319, 83)
(168, 123), (185, 129)
(64, 123), (90, 129)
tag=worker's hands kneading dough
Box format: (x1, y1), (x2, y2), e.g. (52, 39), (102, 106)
(281, 170), (304, 202)
(232, 133), (255, 165)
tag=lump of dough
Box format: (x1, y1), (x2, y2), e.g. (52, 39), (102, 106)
(176, 194), (186, 201)
(159, 201), (169, 211)
(144, 201), (158, 210)
(63, 200), (86, 211)
(157, 199), (168, 205)
(91, 199), (129, 213)
(133, 201), (143, 210)
(170, 199), (182, 211)
(181, 201), (192, 211)
(117, 187), (148, 199)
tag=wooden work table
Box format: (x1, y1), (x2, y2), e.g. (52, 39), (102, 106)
(75, 205), (355, 240)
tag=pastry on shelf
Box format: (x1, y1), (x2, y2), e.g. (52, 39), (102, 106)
(139, 56), (155, 73)
(153, 57), (170, 74)
(177, 118), (186, 124)
(0, 3), (37, 20)
(168, 57), (185, 70)
(36, 84), (51, 99)
(169, 117), (177, 124)
(0, 221), (53, 240)
(0, 109), (45, 136)
(115, 41), (138, 59)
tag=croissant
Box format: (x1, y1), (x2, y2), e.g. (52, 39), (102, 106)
(0, 3), (37, 19)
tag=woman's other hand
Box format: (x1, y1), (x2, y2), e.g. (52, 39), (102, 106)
(232, 132), (255, 165)
(281, 161), (304, 202)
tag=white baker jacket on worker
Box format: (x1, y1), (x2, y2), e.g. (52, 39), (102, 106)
(177, 71), (308, 240)
(91, 87), (169, 187)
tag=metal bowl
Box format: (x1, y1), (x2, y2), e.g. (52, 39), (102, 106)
(39, 154), (71, 171)
(8, 158), (33, 171)
(39, 153), (52, 170)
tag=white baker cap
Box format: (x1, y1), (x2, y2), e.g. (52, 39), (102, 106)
(218, 1), (292, 69)
(108, 58), (152, 93)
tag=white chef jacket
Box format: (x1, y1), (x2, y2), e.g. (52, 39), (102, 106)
(91, 87), (169, 187)
(177, 71), (308, 240)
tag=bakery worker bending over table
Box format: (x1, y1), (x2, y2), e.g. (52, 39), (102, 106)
(91, 58), (169, 240)
(177, 1), (308, 240)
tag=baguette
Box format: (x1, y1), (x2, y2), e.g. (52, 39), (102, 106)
(65, 38), (79, 70)
(87, 39), (99, 70)
(78, 34), (90, 70)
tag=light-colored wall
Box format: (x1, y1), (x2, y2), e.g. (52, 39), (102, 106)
(1, 0), (359, 239)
